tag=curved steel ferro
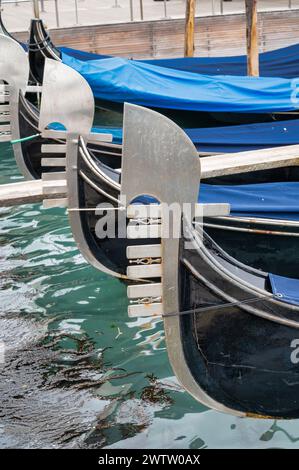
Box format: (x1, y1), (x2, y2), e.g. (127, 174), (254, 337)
(0, 34), (28, 101)
(39, 59), (126, 278)
(0, 34), (33, 178)
(121, 103), (243, 416)
(39, 58), (94, 136)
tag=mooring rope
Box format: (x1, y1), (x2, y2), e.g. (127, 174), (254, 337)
(160, 292), (278, 319)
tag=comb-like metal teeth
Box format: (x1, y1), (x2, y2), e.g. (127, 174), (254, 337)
(42, 179), (67, 196)
(0, 111), (10, 123)
(126, 206), (163, 317)
(42, 172), (66, 181)
(127, 283), (162, 299)
(0, 84), (10, 104)
(128, 303), (163, 318)
(127, 222), (161, 239)
(127, 264), (162, 279)
(43, 198), (68, 209)
(41, 157), (66, 168)
(126, 244), (162, 259)
(41, 144), (67, 154)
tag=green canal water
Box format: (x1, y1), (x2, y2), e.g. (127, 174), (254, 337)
(1, 139), (299, 449)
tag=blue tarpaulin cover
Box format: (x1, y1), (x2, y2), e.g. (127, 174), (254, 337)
(61, 42), (299, 79)
(185, 120), (299, 153)
(269, 273), (299, 306)
(95, 119), (299, 153)
(61, 51), (299, 113)
(135, 182), (299, 221)
(200, 182), (299, 221)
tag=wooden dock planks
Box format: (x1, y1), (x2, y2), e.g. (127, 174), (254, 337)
(0, 179), (65, 207)
(14, 10), (299, 60)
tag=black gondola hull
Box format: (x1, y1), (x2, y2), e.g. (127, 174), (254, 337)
(179, 237), (299, 418)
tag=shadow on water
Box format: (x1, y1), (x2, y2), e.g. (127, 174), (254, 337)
(1, 135), (299, 448)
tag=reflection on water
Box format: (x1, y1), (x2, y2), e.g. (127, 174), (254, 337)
(1, 142), (299, 448)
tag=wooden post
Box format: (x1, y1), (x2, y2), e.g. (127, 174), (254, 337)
(184, 0), (195, 57)
(32, 0), (40, 19)
(245, 0), (259, 76)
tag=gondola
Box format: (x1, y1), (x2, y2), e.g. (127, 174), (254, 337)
(4, 38), (299, 276)
(40, 70), (299, 417)
(35, 58), (299, 282)
(27, 17), (299, 128)
(121, 104), (299, 418)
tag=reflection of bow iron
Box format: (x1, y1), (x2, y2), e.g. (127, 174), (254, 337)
(37, 58), (299, 418)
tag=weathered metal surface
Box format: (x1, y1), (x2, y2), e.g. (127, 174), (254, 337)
(128, 303), (164, 318)
(126, 244), (162, 259)
(42, 179), (67, 196)
(43, 197), (68, 208)
(127, 283), (163, 299)
(41, 157), (66, 167)
(127, 224), (162, 240)
(127, 264), (162, 279)
(0, 34), (28, 95)
(41, 144), (67, 154)
(39, 59), (94, 137)
(42, 171), (66, 181)
(121, 104), (240, 415)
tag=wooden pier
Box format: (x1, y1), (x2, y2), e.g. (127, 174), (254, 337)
(1, 143), (299, 208)
(0, 179), (65, 207)
(13, 9), (299, 60)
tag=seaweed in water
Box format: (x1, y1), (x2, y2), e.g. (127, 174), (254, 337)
(0, 318), (142, 448)
(141, 374), (174, 405)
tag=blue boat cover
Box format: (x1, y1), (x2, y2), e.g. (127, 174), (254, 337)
(95, 119), (299, 153)
(61, 47), (111, 62)
(61, 51), (299, 113)
(269, 274), (299, 306)
(135, 182), (299, 221)
(200, 182), (299, 221)
(61, 42), (299, 79)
